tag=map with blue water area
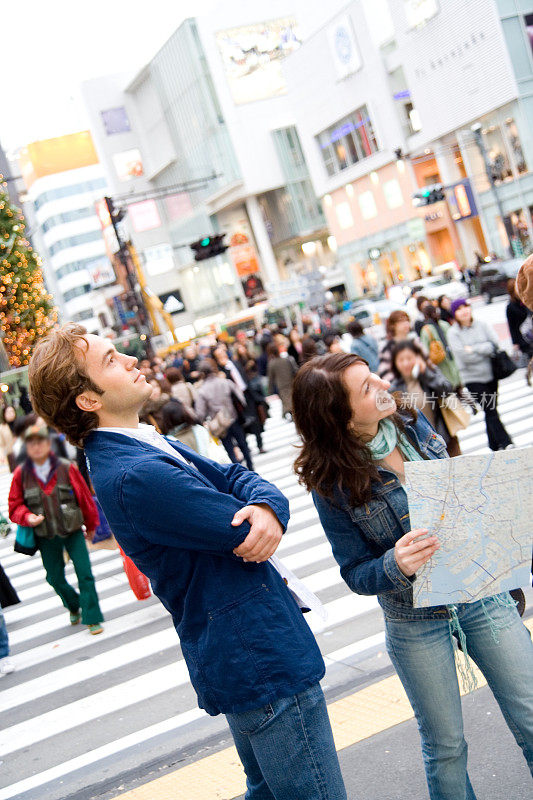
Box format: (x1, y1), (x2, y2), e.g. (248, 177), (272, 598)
(404, 447), (533, 608)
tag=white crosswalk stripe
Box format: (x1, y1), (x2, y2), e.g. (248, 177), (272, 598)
(1, 367), (532, 799)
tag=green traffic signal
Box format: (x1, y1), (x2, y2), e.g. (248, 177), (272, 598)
(200, 237), (211, 247)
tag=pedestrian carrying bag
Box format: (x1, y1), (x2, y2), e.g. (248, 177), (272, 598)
(428, 339), (446, 364)
(439, 395), (471, 437)
(14, 525), (38, 556)
(206, 408), (233, 439)
(491, 348), (517, 381)
(425, 322), (449, 365)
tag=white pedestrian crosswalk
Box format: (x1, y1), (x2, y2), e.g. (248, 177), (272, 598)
(1, 368), (532, 800)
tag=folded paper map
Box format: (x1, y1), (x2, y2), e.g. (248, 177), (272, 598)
(404, 447), (533, 607)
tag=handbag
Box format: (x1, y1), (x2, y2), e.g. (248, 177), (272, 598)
(14, 524), (38, 556)
(439, 395), (471, 437)
(206, 408), (233, 439)
(118, 545), (151, 600)
(429, 339), (446, 364)
(491, 348), (517, 381)
(192, 425), (231, 463)
(425, 322), (449, 365)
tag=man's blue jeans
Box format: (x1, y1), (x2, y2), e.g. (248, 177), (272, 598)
(385, 595), (533, 800)
(225, 683), (346, 800)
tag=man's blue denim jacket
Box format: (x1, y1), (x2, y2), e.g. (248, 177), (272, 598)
(85, 432), (324, 716)
(313, 413), (452, 621)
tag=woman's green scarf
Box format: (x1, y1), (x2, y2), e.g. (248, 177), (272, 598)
(367, 417), (422, 463)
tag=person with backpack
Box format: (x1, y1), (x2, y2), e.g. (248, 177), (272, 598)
(8, 423), (104, 635)
(419, 303), (462, 390)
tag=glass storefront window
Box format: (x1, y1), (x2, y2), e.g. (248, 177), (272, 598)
(481, 124), (512, 183)
(505, 209), (532, 257)
(504, 118), (527, 175)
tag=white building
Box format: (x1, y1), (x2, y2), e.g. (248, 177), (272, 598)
(282, 0), (533, 294)
(18, 132), (116, 334)
(81, 1), (352, 336)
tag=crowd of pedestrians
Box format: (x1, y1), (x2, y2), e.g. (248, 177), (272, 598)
(0, 270), (532, 798)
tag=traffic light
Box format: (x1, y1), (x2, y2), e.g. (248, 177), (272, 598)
(190, 233), (228, 261)
(412, 184), (446, 206)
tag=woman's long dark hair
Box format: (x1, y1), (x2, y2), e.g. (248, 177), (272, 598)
(292, 353), (414, 506)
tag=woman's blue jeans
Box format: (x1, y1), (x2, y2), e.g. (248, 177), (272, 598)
(385, 595), (533, 800)
(225, 683), (347, 800)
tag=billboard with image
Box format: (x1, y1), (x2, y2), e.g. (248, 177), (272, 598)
(216, 17), (301, 105)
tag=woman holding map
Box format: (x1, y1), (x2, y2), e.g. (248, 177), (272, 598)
(292, 352), (533, 800)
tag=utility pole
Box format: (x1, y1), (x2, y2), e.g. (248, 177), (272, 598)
(103, 197), (152, 342)
(470, 124), (514, 258)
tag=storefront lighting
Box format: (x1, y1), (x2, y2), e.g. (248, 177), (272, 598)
(324, 194), (333, 207)
(192, 266), (200, 273)
(424, 148), (431, 155)
(327, 235), (338, 252)
(0, 384), (9, 393)
(396, 160), (405, 174)
(370, 172), (379, 185)
(301, 241), (317, 256)
(346, 184), (354, 197)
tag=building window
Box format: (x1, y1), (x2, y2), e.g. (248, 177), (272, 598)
(480, 124), (512, 183)
(70, 309), (94, 322)
(358, 190), (378, 220)
(48, 229), (103, 256)
(383, 179), (403, 209)
(56, 255), (104, 280)
(33, 178), (107, 211)
(63, 284), (91, 303)
(101, 106), (131, 136)
(505, 118), (527, 175)
(335, 201), (354, 229)
(317, 106), (379, 177)
(41, 206), (97, 233)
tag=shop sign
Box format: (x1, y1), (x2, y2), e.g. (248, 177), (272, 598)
(448, 179), (478, 221)
(242, 274), (267, 306)
(230, 232), (260, 277)
(424, 211), (443, 222)
(158, 289), (185, 314)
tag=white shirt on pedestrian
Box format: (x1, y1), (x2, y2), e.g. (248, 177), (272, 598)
(97, 424), (190, 465)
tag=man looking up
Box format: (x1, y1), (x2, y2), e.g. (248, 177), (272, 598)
(28, 325), (346, 800)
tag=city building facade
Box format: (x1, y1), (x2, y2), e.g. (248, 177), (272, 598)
(18, 132), (115, 334)
(282, 0), (533, 296)
(82, 1), (350, 336)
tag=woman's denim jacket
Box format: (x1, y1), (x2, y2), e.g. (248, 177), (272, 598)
(313, 413), (452, 621)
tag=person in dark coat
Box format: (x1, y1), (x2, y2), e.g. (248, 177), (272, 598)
(0, 561), (20, 609)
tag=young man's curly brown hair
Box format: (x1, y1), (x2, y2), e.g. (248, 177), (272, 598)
(28, 324), (104, 447)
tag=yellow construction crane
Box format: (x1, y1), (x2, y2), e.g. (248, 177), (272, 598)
(127, 242), (178, 344)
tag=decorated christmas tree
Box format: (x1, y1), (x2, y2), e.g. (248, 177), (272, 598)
(0, 176), (57, 367)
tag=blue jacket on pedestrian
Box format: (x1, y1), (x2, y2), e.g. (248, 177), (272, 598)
(312, 413), (450, 622)
(84, 431), (324, 715)
(350, 334), (379, 373)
